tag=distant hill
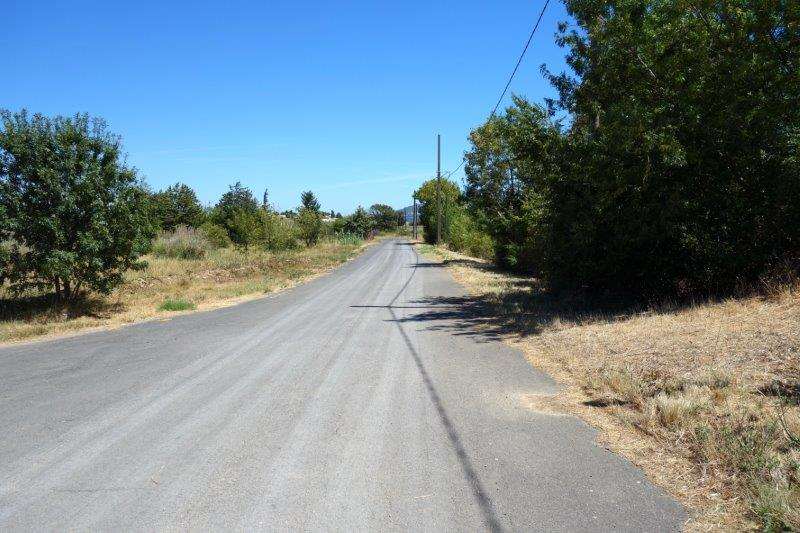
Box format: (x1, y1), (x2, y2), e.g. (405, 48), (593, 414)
(399, 205), (417, 224)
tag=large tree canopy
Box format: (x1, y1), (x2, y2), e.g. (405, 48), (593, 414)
(0, 110), (154, 302)
(463, 1), (800, 296)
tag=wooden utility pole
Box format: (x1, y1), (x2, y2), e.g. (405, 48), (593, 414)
(412, 197), (417, 240)
(436, 134), (442, 245)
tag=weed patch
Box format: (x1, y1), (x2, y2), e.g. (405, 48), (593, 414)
(157, 298), (196, 312)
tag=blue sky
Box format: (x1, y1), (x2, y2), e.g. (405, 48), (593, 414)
(5, 0), (571, 214)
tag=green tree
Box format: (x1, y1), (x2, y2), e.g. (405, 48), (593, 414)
(541, 0), (800, 294)
(413, 178), (461, 244)
(300, 190), (320, 212)
(369, 204), (398, 232)
(259, 210), (297, 251)
(210, 182), (260, 245)
(152, 182), (206, 230)
(213, 182), (259, 220)
(464, 97), (562, 270)
(344, 206), (374, 238)
(297, 207), (322, 246)
(463, 2), (800, 297)
(0, 110), (154, 302)
(227, 209), (262, 249)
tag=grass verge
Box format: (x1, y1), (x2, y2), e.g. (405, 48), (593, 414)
(418, 243), (800, 532)
(0, 239), (369, 344)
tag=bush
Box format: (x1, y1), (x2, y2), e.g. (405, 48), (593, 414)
(344, 206), (374, 239)
(157, 298), (196, 311)
(334, 232), (363, 246)
(151, 226), (212, 259)
(297, 207), (323, 246)
(260, 211), (298, 251)
(447, 205), (494, 260)
(199, 222), (231, 248)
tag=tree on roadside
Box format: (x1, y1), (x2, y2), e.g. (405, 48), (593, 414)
(227, 209), (262, 250)
(297, 207), (322, 246)
(413, 178), (461, 245)
(210, 182), (260, 247)
(344, 206), (374, 239)
(369, 203), (398, 232)
(151, 182), (206, 231)
(0, 110), (154, 303)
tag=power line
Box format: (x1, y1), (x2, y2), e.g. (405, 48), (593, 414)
(490, 0), (551, 117)
(444, 0), (551, 181)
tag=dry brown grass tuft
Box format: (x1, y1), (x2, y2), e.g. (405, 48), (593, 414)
(0, 239), (367, 344)
(419, 244), (800, 532)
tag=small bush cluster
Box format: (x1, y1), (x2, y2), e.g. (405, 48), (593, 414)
(198, 222), (232, 248)
(151, 226), (212, 259)
(332, 232), (363, 246)
(157, 298), (196, 311)
(261, 211), (299, 251)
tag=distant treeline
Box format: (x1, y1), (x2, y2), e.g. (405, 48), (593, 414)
(417, 1), (799, 298)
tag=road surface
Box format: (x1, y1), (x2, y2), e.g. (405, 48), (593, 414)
(0, 239), (685, 531)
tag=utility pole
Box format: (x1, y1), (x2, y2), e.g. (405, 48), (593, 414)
(436, 134), (442, 245)
(412, 197), (418, 240)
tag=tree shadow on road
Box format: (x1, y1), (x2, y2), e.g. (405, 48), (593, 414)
(387, 258), (683, 343)
(0, 293), (123, 322)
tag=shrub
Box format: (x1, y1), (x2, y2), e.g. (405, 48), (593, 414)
(344, 206), (374, 239)
(209, 182), (261, 246)
(151, 226), (212, 259)
(297, 207), (322, 246)
(226, 209), (262, 249)
(260, 211), (298, 251)
(446, 204), (494, 260)
(157, 298), (196, 311)
(334, 232), (363, 246)
(199, 222), (231, 248)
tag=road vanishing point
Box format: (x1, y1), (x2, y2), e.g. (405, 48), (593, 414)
(0, 239), (686, 531)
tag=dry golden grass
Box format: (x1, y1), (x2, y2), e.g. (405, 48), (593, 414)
(0, 239), (368, 344)
(419, 243), (800, 532)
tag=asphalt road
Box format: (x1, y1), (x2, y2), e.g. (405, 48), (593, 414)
(0, 239), (685, 531)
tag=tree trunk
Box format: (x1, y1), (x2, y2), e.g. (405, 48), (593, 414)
(54, 277), (64, 302)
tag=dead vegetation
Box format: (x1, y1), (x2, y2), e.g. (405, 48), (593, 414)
(0, 240), (365, 344)
(418, 244), (800, 531)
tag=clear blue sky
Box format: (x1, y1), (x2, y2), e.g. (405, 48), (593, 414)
(5, 0), (571, 214)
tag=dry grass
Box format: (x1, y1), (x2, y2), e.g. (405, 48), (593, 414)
(0, 239), (367, 344)
(418, 244), (800, 532)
